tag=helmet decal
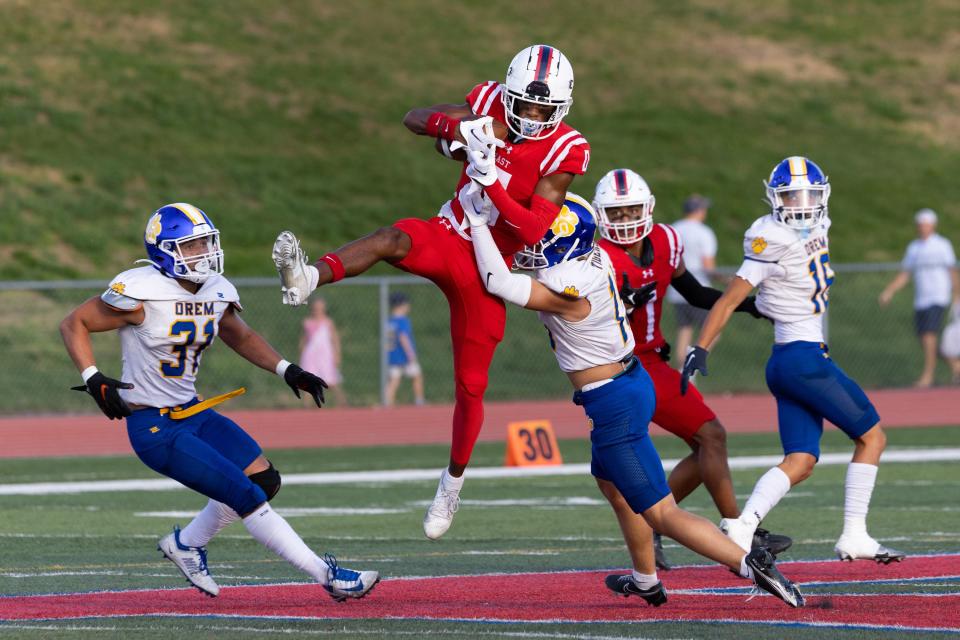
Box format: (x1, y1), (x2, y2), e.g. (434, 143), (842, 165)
(549, 205), (580, 238)
(515, 193), (597, 270)
(145, 212), (163, 245)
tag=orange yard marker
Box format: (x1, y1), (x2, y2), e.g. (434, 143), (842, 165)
(504, 420), (563, 466)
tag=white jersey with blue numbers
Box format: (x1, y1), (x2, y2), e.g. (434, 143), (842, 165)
(736, 214), (834, 343)
(100, 266), (241, 407)
(536, 246), (636, 372)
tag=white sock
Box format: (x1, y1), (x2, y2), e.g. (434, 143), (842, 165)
(739, 554), (753, 579)
(631, 570), (659, 589)
(243, 503), (330, 584)
(179, 500), (239, 548)
(741, 467), (792, 526)
(841, 462), (878, 538)
(441, 468), (465, 492)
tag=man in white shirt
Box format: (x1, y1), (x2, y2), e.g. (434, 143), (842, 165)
(879, 209), (960, 388)
(667, 195), (718, 365)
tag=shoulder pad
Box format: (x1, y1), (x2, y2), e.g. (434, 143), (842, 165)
(105, 266), (181, 301)
(536, 251), (604, 299)
(742, 215), (794, 263)
(100, 288), (142, 311)
(195, 273), (241, 304)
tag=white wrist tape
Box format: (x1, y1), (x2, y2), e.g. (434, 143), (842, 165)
(275, 360), (291, 377)
(81, 366), (99, 383)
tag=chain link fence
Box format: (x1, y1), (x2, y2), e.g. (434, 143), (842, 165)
(0, 264), (951, 415)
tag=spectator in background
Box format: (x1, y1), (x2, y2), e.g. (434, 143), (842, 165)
(385, 293), (425, 406)
(299, 297), (347, 405)
(667, 194), (718, 366)
(879, 208), (960, 388)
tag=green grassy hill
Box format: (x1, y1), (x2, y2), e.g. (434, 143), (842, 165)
(2, 0), (960, 281)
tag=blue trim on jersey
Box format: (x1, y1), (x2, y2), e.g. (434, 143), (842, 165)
(573, 358), (669, 513)
(743, 255), (780, 264)
(126, 399), (266, 515)
(765, 342), (879, 459)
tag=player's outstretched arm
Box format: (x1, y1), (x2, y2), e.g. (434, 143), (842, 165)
(465, 197), (588, 321)
(403, 103), (473, 136)
(219, 307), (328, 407)
(481, 172), (571, 247)
(671, 260), (765, 319)
(60, 296), (141, 419)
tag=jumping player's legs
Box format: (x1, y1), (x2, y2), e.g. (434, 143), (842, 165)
(314, 226), (412, 285)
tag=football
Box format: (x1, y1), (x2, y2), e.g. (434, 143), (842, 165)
(436, 117), (508, 162)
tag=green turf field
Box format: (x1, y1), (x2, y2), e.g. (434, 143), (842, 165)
(1, 426), (958, 638)
(1, 1), (959, 281)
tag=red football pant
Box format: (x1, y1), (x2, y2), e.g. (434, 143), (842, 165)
(393, 217), (508, 467)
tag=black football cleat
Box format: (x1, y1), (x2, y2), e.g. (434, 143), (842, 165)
(753, 527), (793, 556)
(745, 547), (804, 608)
(604, 574), (668, 607)
(653, 532), (671, 570)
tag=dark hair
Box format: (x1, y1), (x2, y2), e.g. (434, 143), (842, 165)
(389, 292), (409, 309)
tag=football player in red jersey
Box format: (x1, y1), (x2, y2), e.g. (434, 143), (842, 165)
(273, 45), (590, 540)
(593, 169), (792, 576)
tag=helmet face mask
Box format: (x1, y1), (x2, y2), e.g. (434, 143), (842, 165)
(594, 169), (656, 245)
(144, 203), (224, 283)
(765, 157), (830, 230)
(502, 45), (574, 141)
(515, 194), (597, 270)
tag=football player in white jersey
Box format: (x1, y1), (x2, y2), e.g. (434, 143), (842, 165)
(60, 203), (379, 601)
(459, 183), (803, 608)
(681, 157), (905, 564)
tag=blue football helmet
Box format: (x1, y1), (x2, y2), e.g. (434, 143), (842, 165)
(765, 156), (830, 230)
(141, 203), (223, 283)
(515, 193), (597, 270)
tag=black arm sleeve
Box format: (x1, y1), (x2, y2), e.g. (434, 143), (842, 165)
(670, 270), (757, 314)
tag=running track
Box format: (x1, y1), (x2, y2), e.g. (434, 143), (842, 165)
(1, 387), (957, 459)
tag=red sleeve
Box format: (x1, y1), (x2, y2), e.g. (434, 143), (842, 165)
(485, 181), (561, 246)
(466, 81), (502, 116)
(543, 136), (590, 177)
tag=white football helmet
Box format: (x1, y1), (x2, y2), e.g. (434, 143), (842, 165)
(502, 45), (574, 140)
(594, 169), (655, 245)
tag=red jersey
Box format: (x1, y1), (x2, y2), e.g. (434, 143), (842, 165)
(599, 223), (684, 355)
(441, 81), (591, 256)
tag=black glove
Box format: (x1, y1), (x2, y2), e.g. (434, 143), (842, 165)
(284, 363), (328, 408)
(71, 372), (134, 420)
(740, 295), (771, 322)
(619, 273), (657, 309)
(680, 346), (709, 396)
(657, 342), (672, 362)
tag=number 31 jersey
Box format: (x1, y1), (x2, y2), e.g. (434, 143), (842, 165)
(735, 214), (834, 343)
(101, 266), (240, 407)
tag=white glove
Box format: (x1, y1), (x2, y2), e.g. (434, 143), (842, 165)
(458, 183), (491, 227)
(466, 146), (499, 187)
(458, 117), (505, 156)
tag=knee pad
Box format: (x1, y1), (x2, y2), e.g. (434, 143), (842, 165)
(455, 372), (488, 400)
(249, 462), (282, 501)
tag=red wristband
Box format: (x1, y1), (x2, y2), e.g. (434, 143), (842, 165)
(425, 112), (460, 142)
(320, 253), (345, 283)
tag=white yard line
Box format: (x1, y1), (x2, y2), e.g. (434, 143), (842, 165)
(0, 448), (958, 497)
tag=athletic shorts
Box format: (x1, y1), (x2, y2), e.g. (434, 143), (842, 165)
(389, 362), (422, 379)
(915, 305), (947, 335)
(674, 303), (709, 328)
(638, 351), (716, 441)
(765, 342), (880, 460)
(126, 398), (266, 515)
(574, 359), (670, 514)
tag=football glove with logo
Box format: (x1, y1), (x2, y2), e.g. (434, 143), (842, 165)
(619, 273), (656, 310)
(283, 364), (328, 407)
(71, 372), (134, 420)
(680, 346), (709, 395)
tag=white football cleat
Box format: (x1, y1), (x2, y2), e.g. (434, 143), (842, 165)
(423, 478), (461, 540)
(321, 553), (380, 602)
(835, 535), (906, 564)
(158, 525), (220, 597)
(719, 517), (756, 553)
(272, 230), (319, 306)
